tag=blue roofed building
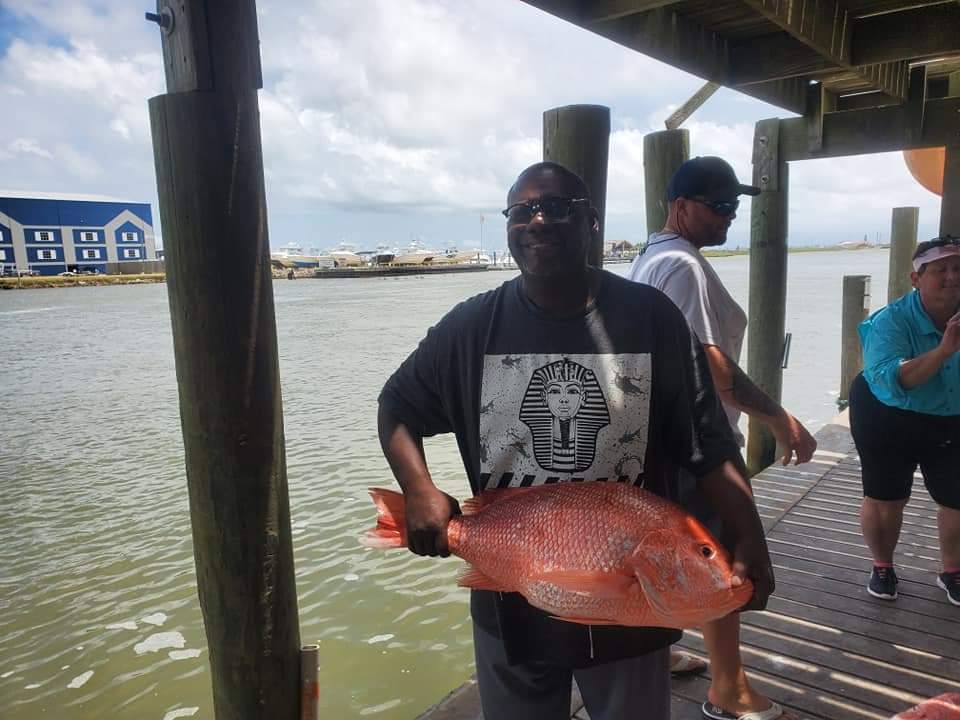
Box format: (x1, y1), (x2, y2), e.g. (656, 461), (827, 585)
(0, 193), (156, 276)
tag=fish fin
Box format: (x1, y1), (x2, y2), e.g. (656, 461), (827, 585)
(359, 488), (407, 548)
(457, 564), (512, 592)
(534, 570), (639, 600)
(462, 487), (538, 515)
(549, 615), (621, 626)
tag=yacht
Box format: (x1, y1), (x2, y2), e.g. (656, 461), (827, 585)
(392, 240), (438, 265)
(329, 243), (363, 268)
(270, 242), (333, 268)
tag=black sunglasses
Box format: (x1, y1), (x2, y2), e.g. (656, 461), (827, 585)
(502, 197), (588, 224)
(689, 197), (739, 218)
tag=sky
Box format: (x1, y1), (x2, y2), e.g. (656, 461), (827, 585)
(0, 0), (946, 254)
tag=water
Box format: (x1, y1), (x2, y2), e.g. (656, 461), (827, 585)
(0, 249), (892, 719)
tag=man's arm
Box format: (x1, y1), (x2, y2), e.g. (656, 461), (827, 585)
(898, 311), (960, 389)
(702, 344), (816, 466)
(697, 460), (774, 611)
(378, 404), (460, 557)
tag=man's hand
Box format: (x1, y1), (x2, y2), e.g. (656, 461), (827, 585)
(772, 412), (817, 466)
(730, 534), (775, 611)
(404, 485), (461, 557)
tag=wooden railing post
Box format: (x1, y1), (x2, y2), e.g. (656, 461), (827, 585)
(746, 119), (789, 476)
(643, 129), (690, 236)
(888, 207), (918, 303)
(839, 275), (871, 408)
(543, 105), (611, 267)
(146, 1), (301, 717)
(941, 72), (960, 237)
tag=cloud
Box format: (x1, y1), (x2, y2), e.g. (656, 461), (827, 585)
(0, 0), (946, 249)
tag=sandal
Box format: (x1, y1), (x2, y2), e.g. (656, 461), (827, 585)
(669, 651), (708, 676)
(702, 700), (786, 720)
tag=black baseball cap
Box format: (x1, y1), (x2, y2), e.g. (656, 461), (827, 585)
(666, 156), (760, 202)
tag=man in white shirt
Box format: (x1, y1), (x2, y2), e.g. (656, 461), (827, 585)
(629, 156), (816, 720)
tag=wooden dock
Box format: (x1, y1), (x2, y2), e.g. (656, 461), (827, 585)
(420, 418), (960, 719)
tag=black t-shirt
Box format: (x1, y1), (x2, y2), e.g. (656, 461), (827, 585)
(379, 270), (741, 667)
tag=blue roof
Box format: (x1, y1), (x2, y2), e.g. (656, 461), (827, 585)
(0, 197), (153, 228)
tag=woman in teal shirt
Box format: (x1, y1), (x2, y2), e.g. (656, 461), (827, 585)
(849, 236), (960, 608)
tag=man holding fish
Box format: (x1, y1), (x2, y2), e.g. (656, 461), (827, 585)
(374, 162), (774, 719)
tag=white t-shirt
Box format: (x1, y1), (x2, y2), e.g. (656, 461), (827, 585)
(627, 232), (748, 444)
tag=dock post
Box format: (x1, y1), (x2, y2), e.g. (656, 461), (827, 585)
(839, 275), (871, 408)
(942, 72), (960, 237)
(146, 1), (301, 718)
(543, 105), (611, 267)
(888, 207), (918, 303)
(746, 119), (789, 476)
(643, 129), (690, 235)
(300, 645), (320, 720)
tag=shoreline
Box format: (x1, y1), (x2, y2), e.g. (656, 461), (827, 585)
(0, 246), (884, 290)
(0, 273), (167, 290)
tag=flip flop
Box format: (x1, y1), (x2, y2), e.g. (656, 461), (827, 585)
(669, 652), (708, 676)
(702, 700), (786, 720)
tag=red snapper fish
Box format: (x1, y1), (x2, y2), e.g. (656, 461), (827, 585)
(362, 482), (753, 629)
(893, 694), (960, 720)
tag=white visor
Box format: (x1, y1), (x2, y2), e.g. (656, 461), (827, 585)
(913, 243), (960, 272)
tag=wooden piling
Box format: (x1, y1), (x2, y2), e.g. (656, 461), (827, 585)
(941, 72), (960, 237)
(147, 1), (301, 718)
(746, 119), (788, 476)
(643, 129), (690, 235)
(543, 105), (611, 267)
(300, 645), (320, 720)
(839, 275), (871, 407)
(888, 207), (918, 303)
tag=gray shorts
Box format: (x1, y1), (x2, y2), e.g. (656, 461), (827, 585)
(473, 623), (670, 720)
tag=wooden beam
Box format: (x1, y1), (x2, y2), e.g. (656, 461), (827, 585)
(835, 91), (897, 111)
(664, 81), (720, 130)
(600, 7), (728, 85)
(730, 33), (837, 85)
(740, 0), (850, 66)
(780, 96), (960, 160)
(851, 3), (960, 65)
(739, 0), (909, 100)
(806, 82), (837, 152)
(580, 0), (685, 24)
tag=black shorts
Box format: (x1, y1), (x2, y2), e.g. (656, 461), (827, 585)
(849, 373), (960, 510)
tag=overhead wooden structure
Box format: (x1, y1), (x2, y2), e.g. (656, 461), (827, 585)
(522, 1), (960, 158)
(523, 0), (960, 472)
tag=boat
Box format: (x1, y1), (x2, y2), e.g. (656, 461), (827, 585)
(442, 248), (491, 265)
(328, 243), (363, 268)
(392, 240), (438, 266)
(270, 242), (333, 268)
(368, 245), (396, 266)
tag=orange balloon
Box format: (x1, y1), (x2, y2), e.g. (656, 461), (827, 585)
(903, 147), (945, 196)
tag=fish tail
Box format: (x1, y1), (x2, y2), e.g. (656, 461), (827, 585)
(360, 488), (407, 548)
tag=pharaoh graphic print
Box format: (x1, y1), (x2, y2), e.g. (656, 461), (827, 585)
(479, 353), (652, 489)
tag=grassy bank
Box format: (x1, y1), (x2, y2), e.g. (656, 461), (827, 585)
(0, 273), (166, 290)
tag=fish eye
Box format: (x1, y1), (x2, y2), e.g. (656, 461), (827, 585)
(699, 544), (715, 559)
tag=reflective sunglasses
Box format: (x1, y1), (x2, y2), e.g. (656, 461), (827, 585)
(690, 197), (739, 218)
(502, 197), (588, 224)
